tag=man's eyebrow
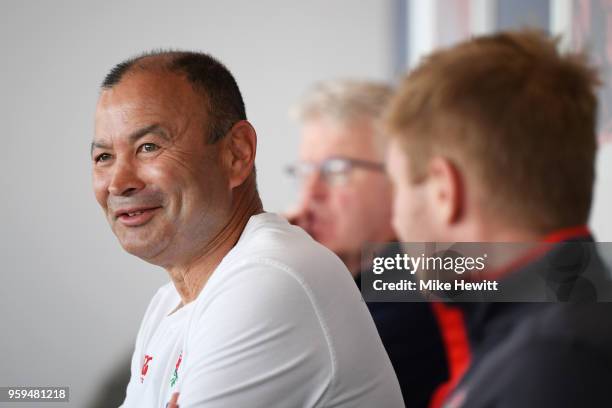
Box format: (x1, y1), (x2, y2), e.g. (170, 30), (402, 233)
(90, 140), (109, 156)
(128, 123), (170, 144)
(90, 124), (170, 156)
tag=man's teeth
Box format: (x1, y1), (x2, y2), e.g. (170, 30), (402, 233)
(127, 211), (144, 216)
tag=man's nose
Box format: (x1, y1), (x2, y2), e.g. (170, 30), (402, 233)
(300, 171), (328, 205)
(108, 159), (145, 196)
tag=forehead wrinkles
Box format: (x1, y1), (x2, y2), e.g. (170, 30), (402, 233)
(96, 74), (206, 141)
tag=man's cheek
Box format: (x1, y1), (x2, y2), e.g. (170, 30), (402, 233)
(393, 192), (410, 240)
(92, 177), (108, 207)
(334, 189), (359, 218)
(391, 204), (402, 238)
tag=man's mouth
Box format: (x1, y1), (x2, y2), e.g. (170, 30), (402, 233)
(308, 214), (332, 237)
(126, 210), (145, 217)
(114, 206), (162, 226)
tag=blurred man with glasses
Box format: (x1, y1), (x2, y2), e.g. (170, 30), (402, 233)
(286, 80), (453, 407)
(287, 81), (395, 273)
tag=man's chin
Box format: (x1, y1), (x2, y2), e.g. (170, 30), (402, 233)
(394, 226), (423, 243)
(308, 222), (334, 243)
(318, 238), (350, 257)
(117, 236), (166, 263)
(311, 232), (335, 249)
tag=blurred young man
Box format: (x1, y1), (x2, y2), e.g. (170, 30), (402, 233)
(288, 80), (451, 407)
(386, 30), (612, 407)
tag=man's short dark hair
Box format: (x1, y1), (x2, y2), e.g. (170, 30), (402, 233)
(102, 50), (247, 144)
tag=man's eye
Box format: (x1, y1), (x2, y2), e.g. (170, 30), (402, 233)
(95, 153), (112, 163)
(138, 143), (159, 153)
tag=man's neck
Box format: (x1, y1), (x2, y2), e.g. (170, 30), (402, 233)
(167, 182), (263, 306)
(451, 218), (543, 242)
(340, 235), (397, 278)
(338, 252), (362, 278)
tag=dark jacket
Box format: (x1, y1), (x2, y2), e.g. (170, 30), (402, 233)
(356, 275), (450, 408)
(444, 236), (612, 408)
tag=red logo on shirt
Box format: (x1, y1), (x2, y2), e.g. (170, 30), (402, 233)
(140, 354), (153, 383)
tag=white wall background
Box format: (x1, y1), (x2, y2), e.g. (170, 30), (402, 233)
(592, 144), (612, 241)
(0, 1), (393, 406)
(1, 1), (611, 407)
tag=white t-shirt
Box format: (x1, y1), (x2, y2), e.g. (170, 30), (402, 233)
(121, 213), (403, 408)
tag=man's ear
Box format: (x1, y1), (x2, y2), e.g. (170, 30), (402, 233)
(223, 120), (257, 189)
(426, 156), (464, 226)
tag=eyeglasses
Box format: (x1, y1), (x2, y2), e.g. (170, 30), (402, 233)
(285, 156), (385, 186)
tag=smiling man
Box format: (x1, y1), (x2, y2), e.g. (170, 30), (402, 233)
(92, 52), (403, 408)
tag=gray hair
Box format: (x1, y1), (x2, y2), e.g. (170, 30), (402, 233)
(291, 79), (394, 125)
